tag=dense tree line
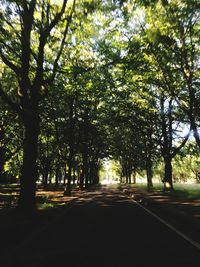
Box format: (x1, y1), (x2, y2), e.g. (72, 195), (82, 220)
(0, 0), (199, 213)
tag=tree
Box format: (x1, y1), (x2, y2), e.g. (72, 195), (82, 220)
(139, 0), (200, 188)
(0, 0), (76, 213)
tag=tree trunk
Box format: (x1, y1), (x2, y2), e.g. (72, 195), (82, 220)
(42, 170), (49, 188)
(120, 173), (123, 183)
(79, 165), (84, 190)
(63, 163), (67, 185)
(64, 96), (75, 196)
(0, 126), (5, 183)
(0, 150), (5, 183)
(83, 130), (89, 186)
(55, 165), (61, 187)
(132, 171), (136, 184)
(146, 158), (153, 190)
(18, 114), (39, 214)
(42, 161), (50, 188)
(82, 147), (89, 188)
(128, 173), (131, 184)
(125, 164), (128, 184)
(64, 161), (72, 196)
(163, 156), (173, 190)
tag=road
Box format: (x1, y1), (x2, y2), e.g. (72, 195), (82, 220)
(2, 186), (200, 266)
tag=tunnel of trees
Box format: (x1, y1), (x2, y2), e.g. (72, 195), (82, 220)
(0, 0), (199, 213)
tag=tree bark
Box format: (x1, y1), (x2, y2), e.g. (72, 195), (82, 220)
(18, 113), (39, 214)
(42, 164), (50, 188)
(82, 146), (89, 188)
(79, 165), (84, 190)
(163, 156), (173, 190)
(81, 108), (89, 188)
(146, 159), (153, 190)
(0, 125), (5, 182)
(0, 149), (5, 183)
(64, 96), (75, 196)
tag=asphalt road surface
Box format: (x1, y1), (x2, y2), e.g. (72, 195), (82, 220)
(2, 187), (200, 267)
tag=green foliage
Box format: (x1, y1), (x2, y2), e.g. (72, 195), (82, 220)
(173, 142), (200, 183)
(0, 0), (199, 193)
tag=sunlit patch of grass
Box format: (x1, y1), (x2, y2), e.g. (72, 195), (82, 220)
(35, 187), (81, 211)
(0, 184), (81, 210)
(0, 186), (19, 209)
(134, 182), (200, 200)
(38, 202), (56, 210)
(133, 182), (164, 192)
(172, 184), (200, 200)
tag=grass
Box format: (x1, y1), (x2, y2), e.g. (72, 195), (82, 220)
(134, 182), (200, 200)
(38, 202), (56, 210)
(0, 184), (79, 211)
(173, 183), (200, 200)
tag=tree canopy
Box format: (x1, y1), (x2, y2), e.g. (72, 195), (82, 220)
(0, 0), (199, 213)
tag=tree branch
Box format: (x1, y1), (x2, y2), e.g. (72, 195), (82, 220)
(172, 128), (191, 157)
(0, 40), (21, 59)
(33, 0), (70, 89)
(44, 0), (76, 85)
(0, 49), (20, 75)
(42, 0), (69, 39)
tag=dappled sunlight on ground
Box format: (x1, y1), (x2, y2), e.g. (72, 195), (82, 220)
(0, 183), (200, 226)
(0, 185), (19, 209)
(122, 184), (200, 225)
(0, 185), (82, 210)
